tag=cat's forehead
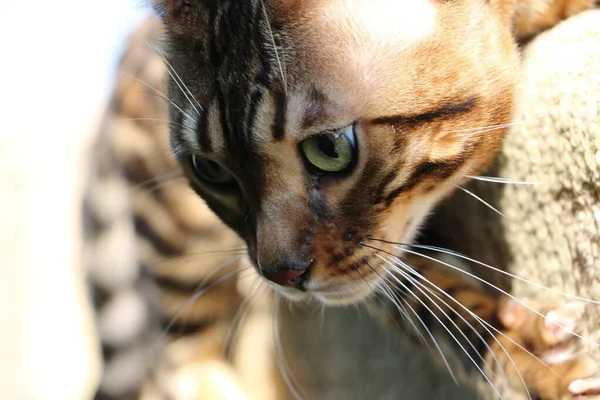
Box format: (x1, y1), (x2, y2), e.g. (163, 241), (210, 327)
(300, 0), (437, 48)
(166, 0), (515, 156)
(287, 0), (514, 120)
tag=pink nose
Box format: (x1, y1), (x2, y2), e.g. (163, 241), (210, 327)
(264, 269), (306, 287)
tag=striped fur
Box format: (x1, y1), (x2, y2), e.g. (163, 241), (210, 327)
(86, 18), (266, 400)
(86, 1), (599, 399)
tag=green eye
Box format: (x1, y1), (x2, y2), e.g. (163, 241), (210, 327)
(301, 125), (356, 172)
(191, 155), (235, 185)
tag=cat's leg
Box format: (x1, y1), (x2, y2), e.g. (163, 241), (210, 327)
(381, 253), (599, 400)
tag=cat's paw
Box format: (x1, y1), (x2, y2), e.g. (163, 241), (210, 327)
(495, 298), (600, 400)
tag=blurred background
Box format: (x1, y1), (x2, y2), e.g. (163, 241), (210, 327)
(0, 1), (147, 398)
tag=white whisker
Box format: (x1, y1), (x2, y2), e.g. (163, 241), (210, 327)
(387, 255), (529, 400)
(223, 279), (268, 360)
(260, 0), (287, 94)
(376, 282), (429, 345)
(378, 274), (449, 367)
(156, 256), (248, 339)
(118, 70), (193, 125)
(390, 246), (600, 348)
(466, 175), (541, 186)
(113, 117), (187, 128)
(141, 178), (188, 193)
(396, 242), (600, 306)
(132, 171), (184, 190)
(148, 41), (204, 115)
(367, 264), (433, 347)
(445, 115), (550, 136)
(273, 296), (305, 400)
(379, 263), (460, 385)
(381, 257), (503, 399)
(456, 185), (504, 216)
(368, 241), (566, 395)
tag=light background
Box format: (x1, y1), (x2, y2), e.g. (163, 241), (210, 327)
(0, 1), (148, 399)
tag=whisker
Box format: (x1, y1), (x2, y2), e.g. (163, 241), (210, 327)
(380, 257), (503, 399)
(370, 239), (600, 306)
(466, 175), (541, 186)
(393, 253), (564, 398)
(444, 118), (542, 134)
(376, 263), (460, 385)
(155, 248), (248, 265)
(273, 296), (305, 400)
(455, 185), (504, 216)
(140, 177), (188, 193)
(132, 171), (184, 190)
(366, 243), (586, 383)
(113, 117), (188, 129)
(118, 71), (192, 123)
(370, 242), (600, 347)
(446, 115), (550, 136)
(386, 255), (528, 400)
(222, 277), (269, 360)
(155, 256), (248, 339)
(361, 263), (423, 334)
(260, 0), (287, 94)
(375, 275), (431, 347)
(387, 256), (494, 366)
(148, 41), (204, 115)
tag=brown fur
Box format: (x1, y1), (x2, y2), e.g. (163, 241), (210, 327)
(91, 0), (598, 398)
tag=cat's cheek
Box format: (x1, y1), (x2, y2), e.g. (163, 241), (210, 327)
(376, 192), (440, 246)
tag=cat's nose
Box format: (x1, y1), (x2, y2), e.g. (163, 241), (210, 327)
(263, 269), (307, 288)
(261, 258), (311, 288)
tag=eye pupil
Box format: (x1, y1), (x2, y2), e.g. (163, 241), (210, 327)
(317, 136), (338, 159)
(300, 125), (356, 173)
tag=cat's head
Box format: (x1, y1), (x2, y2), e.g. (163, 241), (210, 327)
(155, 0), (519, 304)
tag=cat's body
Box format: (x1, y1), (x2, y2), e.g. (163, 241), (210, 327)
(87, 1), (600, 399)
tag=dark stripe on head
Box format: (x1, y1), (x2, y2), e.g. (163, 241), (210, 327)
(217, 89), (233, 150)
(337, 150), (393, 233)
(384, 155), (470, 206)
(271, 90), (287, 140)
(371, 97), (478, 127)
(245, 89), (264, 144)
(374, 171), (398, 205)
(196, 110), (212, 153)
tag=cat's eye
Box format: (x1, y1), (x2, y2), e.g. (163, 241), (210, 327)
(301, 125), (356, 173)
(191, 156), (235, 185)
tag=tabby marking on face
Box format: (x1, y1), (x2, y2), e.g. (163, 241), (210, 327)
(90, 1), (599, 399)
(150, 0), (598, 398)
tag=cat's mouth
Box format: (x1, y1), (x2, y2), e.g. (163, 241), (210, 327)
(260, 265), (382, 305)
(309, 283), (378, 305)
(247, 232), (403, 305)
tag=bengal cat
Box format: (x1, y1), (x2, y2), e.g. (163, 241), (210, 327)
(89, 1), (600, 399)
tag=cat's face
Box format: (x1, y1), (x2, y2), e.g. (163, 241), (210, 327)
(158, 0), (519, 304)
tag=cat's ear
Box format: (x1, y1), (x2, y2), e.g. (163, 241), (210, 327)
(149, 0), (199, 20)
(150, 0), (166, 19)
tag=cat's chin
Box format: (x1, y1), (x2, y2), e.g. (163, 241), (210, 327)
(268, 280), (375, 306)
(311, 288), (372, 306)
